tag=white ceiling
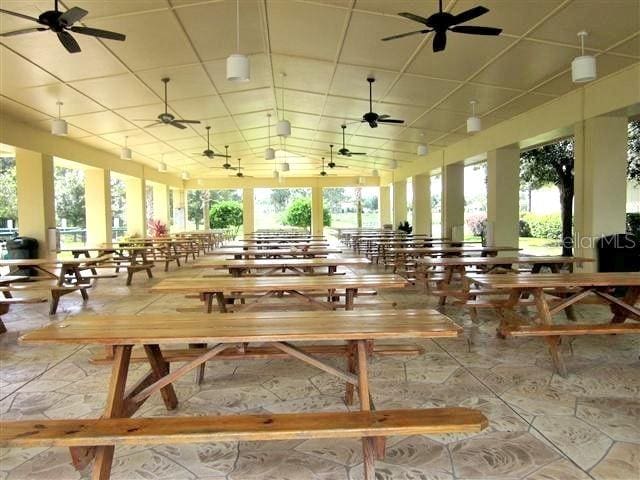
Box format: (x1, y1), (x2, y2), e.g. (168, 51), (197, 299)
(0, 0), (638, 178)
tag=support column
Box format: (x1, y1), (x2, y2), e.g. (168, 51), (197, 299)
(311, 186), (324, 236)
(124, 176), (146, 237)
(171, 189), (187, 232)
(151, 183), (170, 226)
(84, 168), (112, 245)
(574, 114), (629, 270)
(15, 148), (55, 258)
(412, 174), (431, 235)
(392, 180), (407, 227)
(201, 190), (210, 230)
(242, 188), (254, 236)
(487, 145), (520, 251)
(443, 162), (464, 240)
(379, 185), (391, 227)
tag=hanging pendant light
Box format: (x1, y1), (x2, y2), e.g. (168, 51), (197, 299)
(226, 0), (250, 82)
(372, 168), (379, 177)
(358, 176), (366, 185)
(158, 162), (167, 172)
(265, 113), (275, 160)
(280, 138), (290, 171)
(51, 101), (68, 136)
(466, 100), (481, 133)
(572, 31), (597, 84)
(276, 73), (291, 137)
(181, 171), (190, 180)
(120, 136), (132, 160)
(417, 144), (428, 156)
(390, 159), (398, 169)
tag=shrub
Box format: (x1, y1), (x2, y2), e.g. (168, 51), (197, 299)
(398, 221), (412, 234)
(148, 219), (168, 237)
(209, 200), (243, 236)
(519, 218), (532, 237)
(465, 213), (487, 236)
(626, 213), (640, 237)
(521, 212), (562, 239)
(283, 198), (331, 231)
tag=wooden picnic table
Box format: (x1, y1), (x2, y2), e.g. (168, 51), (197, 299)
(468, 272), (640, 376)
(418, 256), (594, 305)
(191, 257), (371, 277)
(151, 274), (408, 313)
(206, 248), (343, 259)
(225, 241), (330, 249)
(9, 310), (482, 480)
(0, 256), (113, 314)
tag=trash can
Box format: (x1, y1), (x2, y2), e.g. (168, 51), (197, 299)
(5, 236), (39, 276)
(596, 234), (640, 272)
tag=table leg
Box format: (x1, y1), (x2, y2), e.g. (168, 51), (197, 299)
(611, 286), (640, 323)
(90, 345), (132, 480)
(345, 341), (356, 405)
(356, 340), (378, 480)
(532, 288), (567, 377)
(345, 288), (355, 311)
(438, 266), (455, 306)
(143, 345), (178, 409)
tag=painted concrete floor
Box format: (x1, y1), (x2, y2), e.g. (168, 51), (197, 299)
(0, 255), (638, 480)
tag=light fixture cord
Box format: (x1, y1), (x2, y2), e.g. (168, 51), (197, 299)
(268, 115), (271, 148)
(281, 75), (286, 121)
(580, 33), (585, 55)
(236, 0), (240, 53)
(57, 102), (62, 119)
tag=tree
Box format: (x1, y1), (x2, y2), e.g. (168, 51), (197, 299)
(270, 189), (291, 211)
(628, 120), (640, 182)
(521, 139), (574, 256)
(210, 200), (243, 237)
(188, 190), (205, 229)
(283, 198), (331, 232)
(54, 166), (86, 228)
(323, 188), (347, 212)
(0, 158), (17, 224)
(355, 187), (363, 228)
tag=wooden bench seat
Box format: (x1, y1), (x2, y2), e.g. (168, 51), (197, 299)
(0, 295), (48, 333)
(0, 406), (487, 448)
(503, 322), (640, 337)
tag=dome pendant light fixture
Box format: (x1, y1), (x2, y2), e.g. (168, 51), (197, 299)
(417, 133), (428, 156)
(466, 100), (481, 133)
(265, 113), (275, 160)
(158, 153), (167, 172)
(226, 0), (250, 82)
(571, 31), (597, 84)
(276, 73), (291, 137)
(181, 171), (190, 181)
(51, 101), (68, 136)
(120, 136), (132, 160)
(280, 139), (290, 172)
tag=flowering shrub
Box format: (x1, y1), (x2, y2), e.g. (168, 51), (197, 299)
(465, 213), (487, 236)
(148, 219), (168, 237)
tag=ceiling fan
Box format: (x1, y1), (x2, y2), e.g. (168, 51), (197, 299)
(193, 126), (230, 159)
(231, 159), (252, 178)
(338, 125), (366, 157)
(0, 0), (125, 54)
(327, 145), (349, 169)
(361, 77), (404, 128)
(381, 0), (502, 52)
(319, 157), (335, 177)
(211, 146), (236, 170)
(134, 78), (201, 129)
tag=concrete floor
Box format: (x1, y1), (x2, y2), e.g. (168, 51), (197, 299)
(0, 253), (638, 480)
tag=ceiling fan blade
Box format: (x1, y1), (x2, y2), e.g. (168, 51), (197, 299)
(398, 12), (429, 24)
(56, 31), (81, 53)
(0, 27), (47, 37)
(144, 122), (163, 128)
(381, 29), (430, 41)
(378, 118), (405, 124)
(212, 153), (231, 158)
(451, 25), (502, 36)
(433, 30), (447, 52)
(0, 8), (41, 23)
(59, 6), (88, 26)
(133, 119), (159, 122)
(69, 26), (126, 41)
(350, 152), (367, 156)
(174, 119), (201, 124)
(450, 6), (489, 25)
(170, 121), (188, 130)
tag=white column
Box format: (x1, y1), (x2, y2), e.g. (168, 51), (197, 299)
(379, 185), (391, 226)
(152, 183), (170, 226)
(412, 174), (431, 235)
(242, 188), (254, 236)
(15, 148), (55, 258)
(124, 176), (146, 237)
(84, 167), (112, 245)
(443, 162), (464, 240)
(311, 186), (324, 236)
(487, 146), (520, 251)
(171, 189), (187, 232)
(574, 114), (629, 270)
(392, 180), (407, 227)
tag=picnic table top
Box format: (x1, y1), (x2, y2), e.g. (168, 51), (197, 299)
(417, 256), (594, 266)
(374, 240), (479, 246)
(151, 273), (408, 294)
(192, 257), (371, 268)
(386, 246), (520, 254)
(207, 248), (343, 256)
(225, 242), (330, 248)
(468, 272), (640, 288)
(19, 309), (459, 345)
(0, 255), (112, 266)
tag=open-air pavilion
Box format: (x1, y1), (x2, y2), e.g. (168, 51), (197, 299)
(0, 1), (639, 479)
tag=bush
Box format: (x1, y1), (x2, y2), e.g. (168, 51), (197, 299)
(283, 198), (331, 231)
(519, 218), (532, 237)
(398, 221), (412, 234)
(209, 200), (243, 236)
(465, 213), (487, 236)
(521, 212), (562, 239)
(626, 213), (640, 237)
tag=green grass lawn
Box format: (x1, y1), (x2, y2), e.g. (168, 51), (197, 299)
(464, 235), (562, 256)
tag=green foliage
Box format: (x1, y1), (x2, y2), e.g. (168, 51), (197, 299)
(465, 213), (487, 236)
(626, 213), (640, 237)
(54, 166), (86, 228)
(628, 120), (640, 182)
(270, 188), (308, 211)
(323, 188), (347, 212)
(209, 200), (243, 236)
(111, 177), (126, 233)
(0, 158), (17, 223)
(519, 219), (532, 237)
(189, 190), (241, 229)
(521, 212), (562, 240)
(283, 198), (331, 231)
(397, 221), (412, 234)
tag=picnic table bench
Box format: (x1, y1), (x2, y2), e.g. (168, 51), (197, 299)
(191, 257), (371, 277)
(0, 275), (47, 333)
(2, 310), (486, 480)
(468, 272), (640, 376)
(206, 247), (343, 259)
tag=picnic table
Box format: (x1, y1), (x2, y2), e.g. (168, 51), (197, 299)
(151, 273), (408, 313)
(206, 247), (342, 259)
(192, 257), (371, 277)
(0, 275), (46, 333)
(3, 310), (486, 480)
(224, 241), (330, 249)
(0, 256), (114, 314)
(468, 272), (640, 376)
